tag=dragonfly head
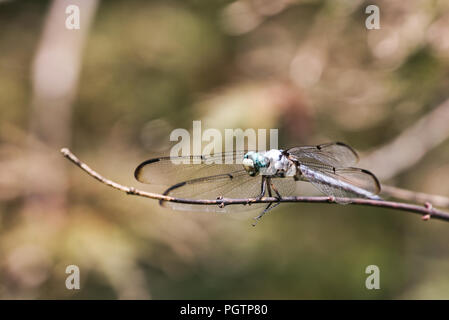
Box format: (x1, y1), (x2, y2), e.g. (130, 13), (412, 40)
(243, 152), (269, 176)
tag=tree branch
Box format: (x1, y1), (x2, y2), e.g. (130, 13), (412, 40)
(60, 148), (449, 223)
(381, 184), (449, 209)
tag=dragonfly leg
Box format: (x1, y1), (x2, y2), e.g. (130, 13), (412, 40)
(267, 177), (282, 204)
(269, 180), (282, 200)
(251, 178), (283, 226)
(252, 176), (267, 202)
(247, 176), (266, 205)
(252, 201), (281, 226)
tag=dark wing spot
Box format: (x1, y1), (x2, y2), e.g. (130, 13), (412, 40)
(360, 169), (381, 193)
(162, 181), (187, 196)
(335, 142), (359, 159)
(159, 181), (187, 206)
(134, 158), (161, 180)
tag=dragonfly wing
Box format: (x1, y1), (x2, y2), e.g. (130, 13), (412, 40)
(331, 168), (381, 195)
(300, 164), (381, 204)
(287, 142), (359, 168)
(161, 169), (267, 213)
(270, 177), (297, 198)
(134, 151), (247, 186)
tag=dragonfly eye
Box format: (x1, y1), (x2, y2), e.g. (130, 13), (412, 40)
(242, 158), (258, 176)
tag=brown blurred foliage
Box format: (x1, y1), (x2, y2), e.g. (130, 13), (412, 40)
(1, 0), (449, 299)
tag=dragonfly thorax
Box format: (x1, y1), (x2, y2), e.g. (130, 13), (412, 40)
(243, 150), (295, 177)
(242, 151), (269, 176)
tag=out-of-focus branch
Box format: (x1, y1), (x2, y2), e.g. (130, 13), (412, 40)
(361, 97), (449, 181)
(26, 0), (99, 212)
(381, 184), (449, 208)
(61, 148), (449, 223)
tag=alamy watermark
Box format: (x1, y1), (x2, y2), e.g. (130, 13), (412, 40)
(365, 265), (380, 290)
(65, 5), (80, 30)
(169, 120), (279, 165)
(65, 264), (80, 290)
(365, 5), (380, 30)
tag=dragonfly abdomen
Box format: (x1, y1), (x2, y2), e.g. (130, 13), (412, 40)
(299, 164), (381, 200)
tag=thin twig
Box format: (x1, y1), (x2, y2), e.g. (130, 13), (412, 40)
(381, 185), (449, 209)
(60, 148), (449, 223)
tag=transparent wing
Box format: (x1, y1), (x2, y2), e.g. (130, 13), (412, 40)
(287, 142), (359, 168)
(134, 151), (248, 186)
(134, 150), (298, 213)
(300, 163), (381, 204)
(161, 170), (265, 213)
(269, 177), (297, 198)
(161, 172), (298, 213)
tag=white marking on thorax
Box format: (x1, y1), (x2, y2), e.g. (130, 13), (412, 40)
(262, 149), (296, 176)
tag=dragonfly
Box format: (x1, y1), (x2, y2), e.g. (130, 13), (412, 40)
(134, 142), (381, 224)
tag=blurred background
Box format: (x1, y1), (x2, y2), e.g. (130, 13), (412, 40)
(1, 0), (449, 299)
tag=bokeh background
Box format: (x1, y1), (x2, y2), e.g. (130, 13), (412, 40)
(1, 0), (449, 299)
